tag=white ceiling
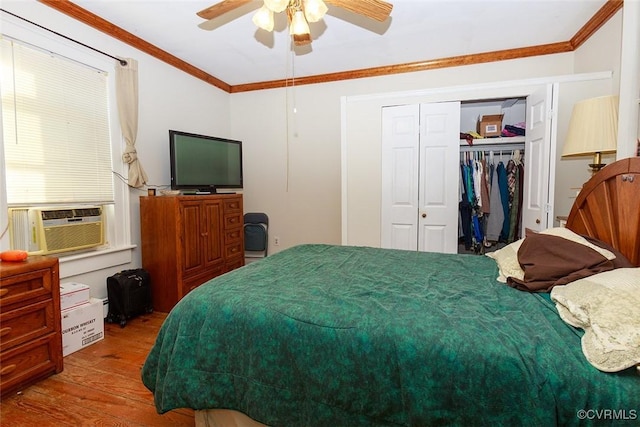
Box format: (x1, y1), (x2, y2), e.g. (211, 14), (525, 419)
(71, 0), (608, 87)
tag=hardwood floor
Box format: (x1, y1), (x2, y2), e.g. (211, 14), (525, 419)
(1, 312), (195, 427)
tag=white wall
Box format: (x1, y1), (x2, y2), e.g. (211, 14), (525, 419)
(0, 2), (230, 299)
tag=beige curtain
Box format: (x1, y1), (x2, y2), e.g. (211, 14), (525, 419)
(116, 58), (148, 188)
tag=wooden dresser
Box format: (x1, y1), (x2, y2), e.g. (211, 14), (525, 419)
(140, 193), (244, 313)
(0, 256), (63, 398)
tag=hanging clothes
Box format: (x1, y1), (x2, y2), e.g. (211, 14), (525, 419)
(458, 148), (525, 252)
(507, 151), (524, 243)
(497, 161), (510, 242)
(459, 163), (472, 250)
(480, 158), (490, 215)
(486, 162), (504, 242)
(507, 163), (521, 243)
(514, 161), (525, 240)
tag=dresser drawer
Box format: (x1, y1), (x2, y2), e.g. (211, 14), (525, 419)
(223, 198), (242, 213)
(225, 228), (243, 245)
(224, 241), (243, 259)
(0, 268), (54, 309)
(224, 212), (242, 229)
(0, 299), (57, 353)
(0, 333), (62, 397)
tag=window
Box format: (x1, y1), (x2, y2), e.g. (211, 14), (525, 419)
(1, 38), (114, 204)
(0, 30), (133, 277)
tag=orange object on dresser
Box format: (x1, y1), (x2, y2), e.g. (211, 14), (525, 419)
(0, 250), (28, 262)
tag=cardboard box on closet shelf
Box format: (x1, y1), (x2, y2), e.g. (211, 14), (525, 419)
(60, 282), (90, 310)
(61, 298), (104, 356)
(477, 114), (504, 137)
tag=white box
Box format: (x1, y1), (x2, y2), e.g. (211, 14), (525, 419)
(61, 298), (104, 356)
(60, 282), (90, 311)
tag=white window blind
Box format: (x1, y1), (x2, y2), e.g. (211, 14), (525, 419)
(1, 38), (114, 205)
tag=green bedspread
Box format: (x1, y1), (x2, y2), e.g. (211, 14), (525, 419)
(141, 244), (639, 426)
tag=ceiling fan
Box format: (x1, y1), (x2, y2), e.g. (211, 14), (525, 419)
(197, 0), (393, 46)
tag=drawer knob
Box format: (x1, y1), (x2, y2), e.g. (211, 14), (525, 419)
(0, 364), (16, 376)
(0, 327), (12, 337)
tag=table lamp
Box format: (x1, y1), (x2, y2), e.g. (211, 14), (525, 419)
(562, 95), (618, 174)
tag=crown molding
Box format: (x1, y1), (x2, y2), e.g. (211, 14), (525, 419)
(38, 0), (623, 94)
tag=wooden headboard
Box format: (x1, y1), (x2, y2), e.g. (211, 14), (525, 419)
(566, 157), (640, 267)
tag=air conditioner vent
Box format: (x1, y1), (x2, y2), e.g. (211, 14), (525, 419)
(74, 207), (102, 217)
(42, 209), (74, 220)
(9, 206), (105, 255)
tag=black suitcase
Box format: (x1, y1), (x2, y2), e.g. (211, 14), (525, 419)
(105, 268), (153, 327)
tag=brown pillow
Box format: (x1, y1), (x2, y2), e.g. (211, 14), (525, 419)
(581, 235), (635, 268)
(507, 233), (615, 292)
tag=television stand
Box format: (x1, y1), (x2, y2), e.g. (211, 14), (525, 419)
(140, 193), (245, 312)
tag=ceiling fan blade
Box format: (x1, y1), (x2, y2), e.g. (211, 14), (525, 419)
(325, 0), (393, 22)
(197, 0), (255, 20)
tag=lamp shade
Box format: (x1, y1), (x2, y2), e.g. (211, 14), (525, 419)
(252, 5), (274, 31)
(562, 95), (619, 157)
(304, 0), (328, 22)
(290, 10), (310, 35)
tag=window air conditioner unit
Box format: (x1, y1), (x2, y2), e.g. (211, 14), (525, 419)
(8, 206), (105, 255)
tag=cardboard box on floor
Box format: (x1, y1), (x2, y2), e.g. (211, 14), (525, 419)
(477, 114), (504, 137)
(61, 298), (104, 356)
(60, 282), (90, 311)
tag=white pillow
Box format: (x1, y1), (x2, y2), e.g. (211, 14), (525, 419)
(485, 238), (524, 283)
(550, 268), (640, 372)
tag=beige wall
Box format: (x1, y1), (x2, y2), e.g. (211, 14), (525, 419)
(554, 9), (625, 218)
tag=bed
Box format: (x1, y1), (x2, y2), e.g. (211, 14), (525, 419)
(141, 157), (640, 426)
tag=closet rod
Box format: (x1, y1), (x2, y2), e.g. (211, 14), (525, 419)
(460, 143), (525, 153)
(0, 8), (128, 66)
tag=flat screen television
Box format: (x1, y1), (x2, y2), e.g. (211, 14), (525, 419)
(169, 130), (243, 193)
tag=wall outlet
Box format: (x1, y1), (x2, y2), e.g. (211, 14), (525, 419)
(274, 236), (280, 246)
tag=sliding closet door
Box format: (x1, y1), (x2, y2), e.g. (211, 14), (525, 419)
(381, 105), (420, 250)
(417, 102), (460, 253)
(522, 84), (554, 232)
(381, 102), (459, 253)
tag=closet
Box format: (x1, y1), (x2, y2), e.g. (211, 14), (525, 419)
(458, 98), (526, 254)
(381, 85), (553, 255)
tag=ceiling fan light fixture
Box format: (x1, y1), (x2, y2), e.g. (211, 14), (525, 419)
(293, 32), (312, 46)
(303, 0), (328, 23)
(290, 10), (310, 36)
(264, 0), (289, 13)
(252, 5), (274, 31)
